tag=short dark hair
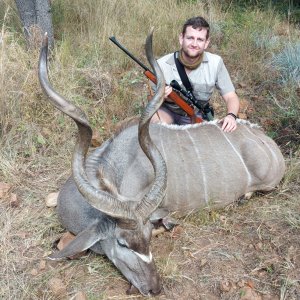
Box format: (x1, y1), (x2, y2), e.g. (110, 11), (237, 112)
(182, 16), (210, 39)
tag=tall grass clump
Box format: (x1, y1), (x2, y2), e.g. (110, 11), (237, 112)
(216, 8), (285, 83)
(266, 42), (300, 144)
(213, 5), (299, 146)
(51, 0), (218, 62)
(271, 42), (300, 85)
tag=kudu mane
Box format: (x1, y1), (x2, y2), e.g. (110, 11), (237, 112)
(159, 118), (261, 131)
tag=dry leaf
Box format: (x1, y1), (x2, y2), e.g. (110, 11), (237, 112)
(57, 232), (87, 259)
(91, 131), (101, 147)
(254, 242), (263, 250)
(45, 192), (59, 207)
(152, 226), (166, 237)
(57, 232), (76, 250)
(30, 268), (38, 276)
(39, 260), (46, 270)
(257, 269), (267, 277)
(240, 286), (262, 300)
(220, 280), (231, 292)
(170, 225), (184, 239)
(42, 127), (52, 138)
(237, 279), (246, 288)
(246, 280), (254, 289)
(199, 258), (208, 267)
(262, 119), (276, 127)
(219, 215), (227, 224)
(239, 112), (248, 120)
(0, 182), (11, 198)
(238, 98), (255, 119)
(48, 277), (67, 297)
(238, 82), (247, 88)
(239, 98), (250, 111)
(9, 193), (20, 207)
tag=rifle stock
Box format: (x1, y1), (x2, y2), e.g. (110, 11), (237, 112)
(110, 36), (203, 123)
(144, 70), (202, 122)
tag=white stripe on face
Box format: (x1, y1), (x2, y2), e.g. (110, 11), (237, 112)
(134, 251), (153, 263)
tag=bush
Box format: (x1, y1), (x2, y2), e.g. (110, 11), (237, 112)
(271, 42), (300, 84)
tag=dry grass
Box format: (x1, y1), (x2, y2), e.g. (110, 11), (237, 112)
(0, 0), (299, 299)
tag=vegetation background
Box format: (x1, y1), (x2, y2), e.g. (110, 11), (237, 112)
(0, 0), (299, 299)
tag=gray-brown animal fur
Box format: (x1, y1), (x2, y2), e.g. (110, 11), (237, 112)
(88, 120), (285, 214)
(38, 30), (285, 296)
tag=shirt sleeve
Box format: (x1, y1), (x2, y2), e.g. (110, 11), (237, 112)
(215, 59), (235, 96)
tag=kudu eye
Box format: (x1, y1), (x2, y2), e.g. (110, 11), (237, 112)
(117, 239), (129, 248)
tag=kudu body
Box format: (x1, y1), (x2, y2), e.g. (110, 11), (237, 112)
(39, 32), (285, 296)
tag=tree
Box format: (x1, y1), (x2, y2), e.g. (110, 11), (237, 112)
(15, 0), (54, 49)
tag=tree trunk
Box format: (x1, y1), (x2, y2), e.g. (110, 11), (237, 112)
(15, 0), (54, 49)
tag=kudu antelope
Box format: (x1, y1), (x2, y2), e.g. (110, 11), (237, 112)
(38, 31), (285, 296)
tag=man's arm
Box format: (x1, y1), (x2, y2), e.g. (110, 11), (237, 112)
(220, 91), (240, 132)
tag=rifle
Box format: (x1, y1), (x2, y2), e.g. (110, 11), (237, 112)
(109, 36), (203, 123)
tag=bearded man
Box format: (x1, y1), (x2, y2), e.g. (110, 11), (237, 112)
(151, 16), (240, 132)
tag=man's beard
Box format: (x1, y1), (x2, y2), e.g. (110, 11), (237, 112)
(178, 49), (203, 70)
(182, 47), (201, 59)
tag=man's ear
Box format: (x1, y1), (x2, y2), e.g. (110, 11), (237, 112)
(204, 38), (210, 50)
(179, 33), (183, 47)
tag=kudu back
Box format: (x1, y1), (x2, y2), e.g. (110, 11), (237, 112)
(38, 31), (285, 296)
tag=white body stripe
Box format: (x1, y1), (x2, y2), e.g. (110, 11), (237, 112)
(218, 127), (252, 188)
(186, 131), (208, 204)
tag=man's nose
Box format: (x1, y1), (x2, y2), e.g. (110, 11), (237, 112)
(191, 39), (197, 46)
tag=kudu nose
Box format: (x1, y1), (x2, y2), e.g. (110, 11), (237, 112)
(148, 280), (162, 296)
(127, 284), (162, 297)
(149, 287), (162, 296)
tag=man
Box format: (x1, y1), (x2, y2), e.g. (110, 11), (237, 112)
(151, 16), (239, 132)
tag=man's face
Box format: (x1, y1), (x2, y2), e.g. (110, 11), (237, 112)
(179, 26), (210, 59)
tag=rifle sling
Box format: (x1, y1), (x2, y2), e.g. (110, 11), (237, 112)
(174, 52), (207, 123)
(174, 52), (195, 97)
(174, 52), (214, 121)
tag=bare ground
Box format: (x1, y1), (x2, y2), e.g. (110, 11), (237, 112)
(1, 157), (299, 300)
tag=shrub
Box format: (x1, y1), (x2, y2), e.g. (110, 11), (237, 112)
(271, 42), (300, 84)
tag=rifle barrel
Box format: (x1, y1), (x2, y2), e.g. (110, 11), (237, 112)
(109, 36), (151, 73)
(109, 36), (203, 123)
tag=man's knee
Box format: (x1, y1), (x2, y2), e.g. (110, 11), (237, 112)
(151, 109), (174, 124)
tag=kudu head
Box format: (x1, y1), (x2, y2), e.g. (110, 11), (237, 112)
(38, 29), (167, 296)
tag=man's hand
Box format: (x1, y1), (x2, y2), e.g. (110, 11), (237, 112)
(219, 114), (237, 132)
(221, 91), (239, 132)
(164, 85), (173, 99)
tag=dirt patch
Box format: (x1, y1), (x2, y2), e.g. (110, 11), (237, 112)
(1, 182), (299, 299)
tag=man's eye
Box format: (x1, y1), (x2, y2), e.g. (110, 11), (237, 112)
(117, 239), (128, 248)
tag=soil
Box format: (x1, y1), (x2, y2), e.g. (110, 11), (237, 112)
(1, 183), (299, 299)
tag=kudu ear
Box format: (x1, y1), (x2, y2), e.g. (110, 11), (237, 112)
(49, 223), (106, 260)
(149, 208), (180, 231)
